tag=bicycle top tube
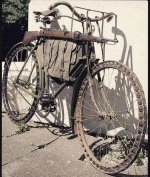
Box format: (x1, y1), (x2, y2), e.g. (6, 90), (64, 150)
(22, 30), (118, 45)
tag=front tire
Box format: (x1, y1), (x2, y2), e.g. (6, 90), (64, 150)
(75, 61), (147, 174)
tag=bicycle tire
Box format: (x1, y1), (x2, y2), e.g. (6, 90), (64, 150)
(2, 42), (40, 125)
(75, 61), (147, 174)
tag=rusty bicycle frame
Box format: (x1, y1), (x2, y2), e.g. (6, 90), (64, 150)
(20, 3), (117, 95)
(13, 1), (119, 129)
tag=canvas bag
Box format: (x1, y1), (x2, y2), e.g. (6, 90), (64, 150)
(36, 39), (86, 81)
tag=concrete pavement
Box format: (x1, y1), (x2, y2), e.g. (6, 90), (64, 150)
(2, 114), (148, 177)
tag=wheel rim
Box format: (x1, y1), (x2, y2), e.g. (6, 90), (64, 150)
(76, 61), (147, 174)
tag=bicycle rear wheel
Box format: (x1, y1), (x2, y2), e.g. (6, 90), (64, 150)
(75, 61), (147, 174)
(2, 42), (40, 125)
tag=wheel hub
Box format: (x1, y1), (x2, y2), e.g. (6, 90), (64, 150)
(98, 113), (116, 120)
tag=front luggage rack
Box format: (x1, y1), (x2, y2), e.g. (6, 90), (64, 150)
(70, 6), (118, 45)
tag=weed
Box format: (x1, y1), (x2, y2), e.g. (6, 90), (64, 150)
(134, 148), (147, 166)
(16, 124), (30, 134)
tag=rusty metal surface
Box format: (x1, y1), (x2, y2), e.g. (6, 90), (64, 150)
(22, 30), (117, 45)
(22, 31), (39, 45)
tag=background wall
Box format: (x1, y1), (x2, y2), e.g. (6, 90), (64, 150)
(28, 0), (148, 126)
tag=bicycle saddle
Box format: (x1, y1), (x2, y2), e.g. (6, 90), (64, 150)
(33, 8), (59, 17)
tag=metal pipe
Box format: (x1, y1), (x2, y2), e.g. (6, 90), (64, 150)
(52, 82), (67, 98)
(14, 83), (39, 99)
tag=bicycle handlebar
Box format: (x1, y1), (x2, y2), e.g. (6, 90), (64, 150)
(48, 1), (114, 22)
(49, 1), (82, 19)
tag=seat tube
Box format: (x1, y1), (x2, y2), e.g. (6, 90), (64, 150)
(40, 68), (49, 93)
(45, 72), (49, 92)
(39, 67), (45, 91)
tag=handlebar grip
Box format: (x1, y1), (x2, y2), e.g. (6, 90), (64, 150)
(48, 1), (82, 19)
(107, 15), (113, 22)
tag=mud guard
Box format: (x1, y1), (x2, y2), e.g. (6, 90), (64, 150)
(70, 66), (87, 134)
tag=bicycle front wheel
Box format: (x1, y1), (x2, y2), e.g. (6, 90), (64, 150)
(75, 61), (147, 174)
(2, 42), (40, 125)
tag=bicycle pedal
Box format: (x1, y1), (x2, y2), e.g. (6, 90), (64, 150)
(49, 105), (56, 112)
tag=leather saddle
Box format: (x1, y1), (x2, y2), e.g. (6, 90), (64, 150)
(33, 8), (59, 17)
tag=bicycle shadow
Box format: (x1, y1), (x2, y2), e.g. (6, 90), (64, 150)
(82, 27), (139, 136)
(108, 27), (141, 136)
(79, 27), (147, 176)
(37, 27), (142, 136)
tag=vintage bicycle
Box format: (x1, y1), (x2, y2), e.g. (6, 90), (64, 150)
(2, 1), (147, 175)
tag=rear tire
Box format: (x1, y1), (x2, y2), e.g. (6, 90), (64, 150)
(2, 42), (40, 125)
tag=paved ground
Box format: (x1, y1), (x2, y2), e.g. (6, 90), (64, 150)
(2, 114), (148, 177)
